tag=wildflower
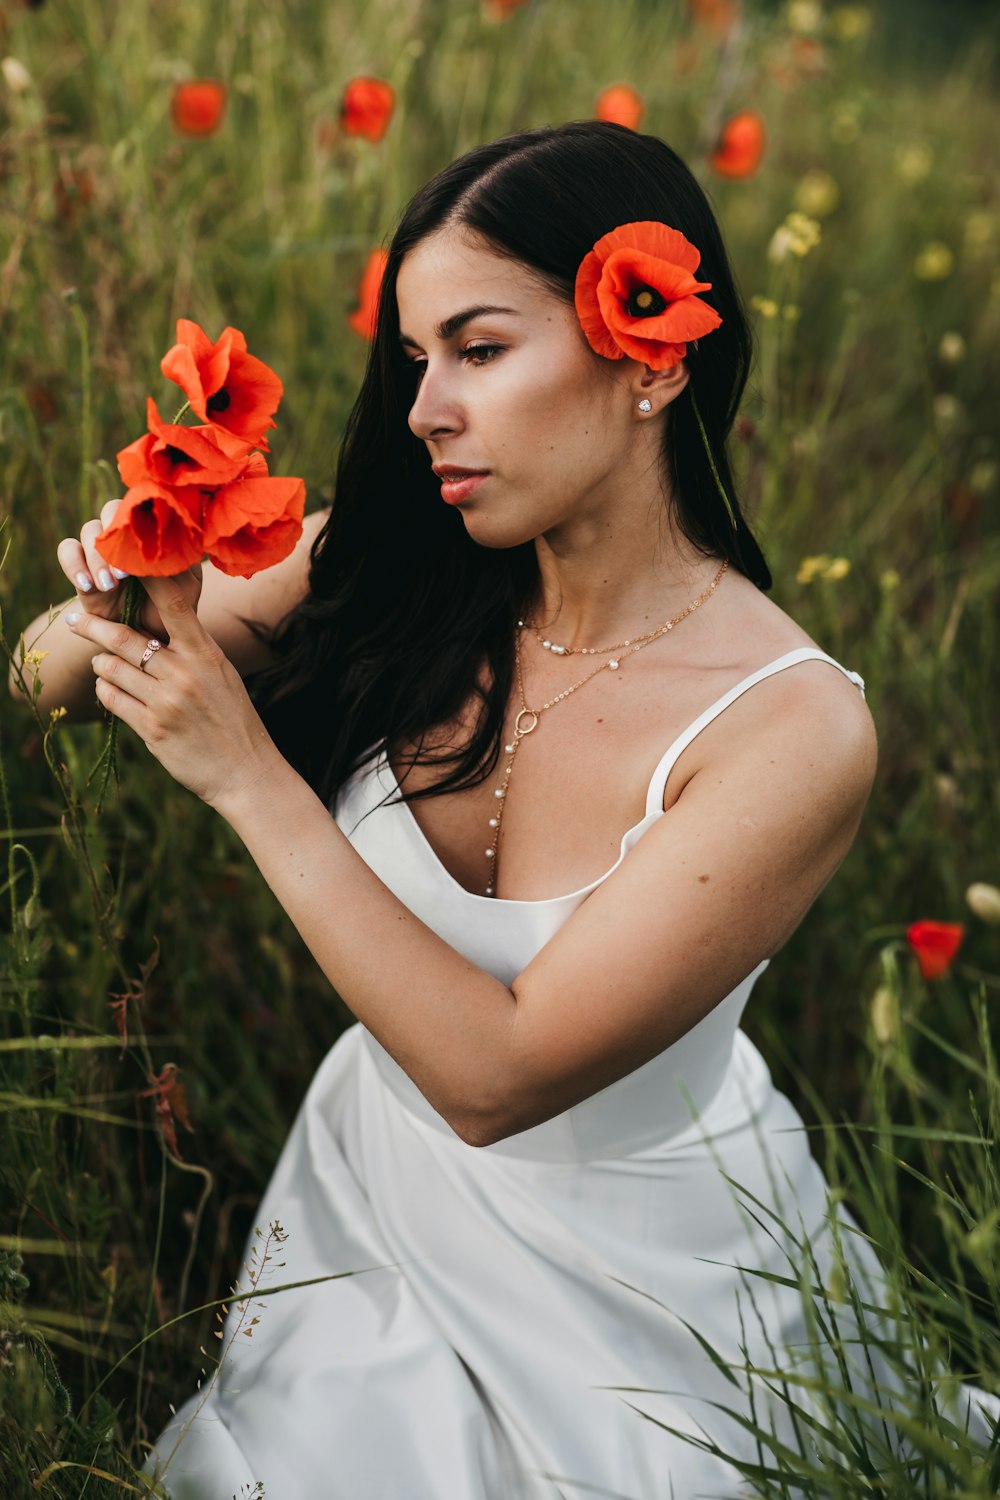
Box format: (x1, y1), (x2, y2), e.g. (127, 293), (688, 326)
(96, 480), (205, 577)
(932, 393), (961, 426)
(119, 400), (254, 490)
(782, 304), (801, 322)
(750, 295), (777, 319)
(793, 168), (839, 218)
(913, 241), (953, 280)
(787, 0), (823, 33)
(348, 248), (388, 340)
(139, 1063), (193, 1159)
(339, 76), (395, 142)
(879, 568), (899, 591)
(687, 0), (741, 35)
(906, 920), (965, 981)
(171, 80), (227, 137)
(768, 211), (821, 262)
(894, 143), (932, 184)
(1, 56), (32, 93)
(202, 452), (307, 579)
(965, 883), (1000, 925)
(830, 6), (872, 41)
(709, 111), (765, 178)
(869, 985), (898, 1045)
(574, 221), (722, 370)
(969, 460), (997, 494)
(796, 554), (831, 584)
(22, 649), (48, 671)
(824, 556), (850, 580)
(160, 320), (284, 449)
(485, 0), (531, 14)
(594, 84), (644, 132)
(937, 331), (965, 363)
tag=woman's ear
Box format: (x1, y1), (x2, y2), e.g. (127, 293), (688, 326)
(631, 359), (689, 418)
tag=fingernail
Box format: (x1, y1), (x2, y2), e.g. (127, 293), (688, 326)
(66, 612), (81, 626)
(97, 569), (114, 591)
(75, 572), (93, 593)
(111, 567), (129, 579)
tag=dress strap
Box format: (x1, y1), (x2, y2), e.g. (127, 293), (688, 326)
(643, 647), (867, 818)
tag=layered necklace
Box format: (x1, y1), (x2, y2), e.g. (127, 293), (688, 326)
(482, 558), (729, 897)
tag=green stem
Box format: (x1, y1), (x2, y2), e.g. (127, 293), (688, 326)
(67, 296), (93, 531)
(690, 386), (739, 532)
(88, 577), (143, 813)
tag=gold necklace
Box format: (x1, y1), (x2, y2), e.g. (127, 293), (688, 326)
(484, 558), (729, 897)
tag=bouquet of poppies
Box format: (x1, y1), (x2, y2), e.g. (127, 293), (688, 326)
(96, 319), (305, 579)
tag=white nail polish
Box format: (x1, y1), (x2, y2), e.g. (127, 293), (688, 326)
(75, 572), (93, 592)
(66, 612), (81, 625)
(97, 569), (114, 591)
(111, 566), (129, 580)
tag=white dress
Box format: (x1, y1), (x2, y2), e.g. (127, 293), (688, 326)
(149, 647), (996, 1499)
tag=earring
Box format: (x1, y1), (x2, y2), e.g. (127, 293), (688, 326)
(638, 398), (652, 412)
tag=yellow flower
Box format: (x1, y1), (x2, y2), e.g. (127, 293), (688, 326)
(823, 556), (850, 580)
(913, 242), (954, 280)
(797, 554), (831, 584)
(768, 212), (822, 263)
(894, 143), (933, 184)
(830, 5), (871, 41)
(870, 985), (898, 1045)
(879, 568), (900, 591)
(22, 649), (49, 671)
(794, 169), (839, 218)
(937, 331), (965, 363)
(965, 882), (1000, 925)
(750, 294), (778, 319)
(782, 304), (801, 322)
(787, 0), (824, 33)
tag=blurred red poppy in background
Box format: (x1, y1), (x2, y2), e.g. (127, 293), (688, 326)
(171, 80), (227, 137)
(687, 0), (741, 35)
(594, 84), (645, 131)
(906, 920), (965, 980)
(340, 76), (395, 142)
(709, 111), (766, 177)
(485, 0), (531, 16)
(348, 248), (388, 339)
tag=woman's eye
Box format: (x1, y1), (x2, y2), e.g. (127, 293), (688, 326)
(460, 344), (503, 366)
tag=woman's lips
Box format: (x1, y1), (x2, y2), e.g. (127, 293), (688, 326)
(439, 472), (489, 505)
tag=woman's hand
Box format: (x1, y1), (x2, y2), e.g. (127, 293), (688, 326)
(66, 575), (281, 810)
(56, 497), (202, 641)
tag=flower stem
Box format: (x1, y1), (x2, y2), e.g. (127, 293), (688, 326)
(690, 386), (739, 532)
(88, 576), (143, 812)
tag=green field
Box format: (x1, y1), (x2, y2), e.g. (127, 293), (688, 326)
(1, 1), (999, 1493)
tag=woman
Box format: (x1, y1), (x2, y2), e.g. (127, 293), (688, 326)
(18, 122), (903, 1496)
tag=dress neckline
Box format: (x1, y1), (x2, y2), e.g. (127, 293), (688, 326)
(372, 646), (863, 910)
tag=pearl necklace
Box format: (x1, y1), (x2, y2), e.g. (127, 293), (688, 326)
(483, 559), (729, 896)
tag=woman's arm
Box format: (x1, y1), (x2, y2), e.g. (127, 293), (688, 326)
(7, 505), (330, 719)
(63, 581), (877, 1149)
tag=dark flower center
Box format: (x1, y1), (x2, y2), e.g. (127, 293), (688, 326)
(165, 445), (194, 465)
(138, 498), (155, 514)
(207, 387), (231, 413)
(626, 285), (667, 318)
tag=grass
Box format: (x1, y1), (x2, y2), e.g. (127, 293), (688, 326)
(1, 0), (998, 1493)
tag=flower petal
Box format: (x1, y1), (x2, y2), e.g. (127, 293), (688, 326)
(203, 473), (306, 578)
(95, 483), (205, 576)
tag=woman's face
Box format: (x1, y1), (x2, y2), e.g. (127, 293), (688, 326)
(396, 225), (656, 549)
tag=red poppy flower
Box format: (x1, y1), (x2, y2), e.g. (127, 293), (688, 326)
(575, 221), (722, 370)
(484, 0), (531, 16)
(595, 84), (645, 132)
(202, 451), (306, 578)
(339, 77), (395, 143)
(687, 0), (741, 34)
(118, 399), (254, 491)
(710, 111), (766, 178)
(171, 80), (227, 137)
(906, 920), (965, 981)
(161, 321), (283, 450)
(348, 248), (388, 340)
(94, 479), (205, 577)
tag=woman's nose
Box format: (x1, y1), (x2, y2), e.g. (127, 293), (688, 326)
(407, 366), (464, 442)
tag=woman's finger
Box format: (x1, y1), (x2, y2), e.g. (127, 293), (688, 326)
(56, 536), (99, 598)
(91, 648), (158, 705)
(65, 610), (168, 672)
(80, 516), (127, 594)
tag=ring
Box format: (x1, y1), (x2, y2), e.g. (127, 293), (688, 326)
(139, 638), (163, 672)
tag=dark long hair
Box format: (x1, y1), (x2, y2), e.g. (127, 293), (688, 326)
(248, 121), (769, 810)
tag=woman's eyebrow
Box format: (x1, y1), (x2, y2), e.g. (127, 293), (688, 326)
(399, 305), (520, 348)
